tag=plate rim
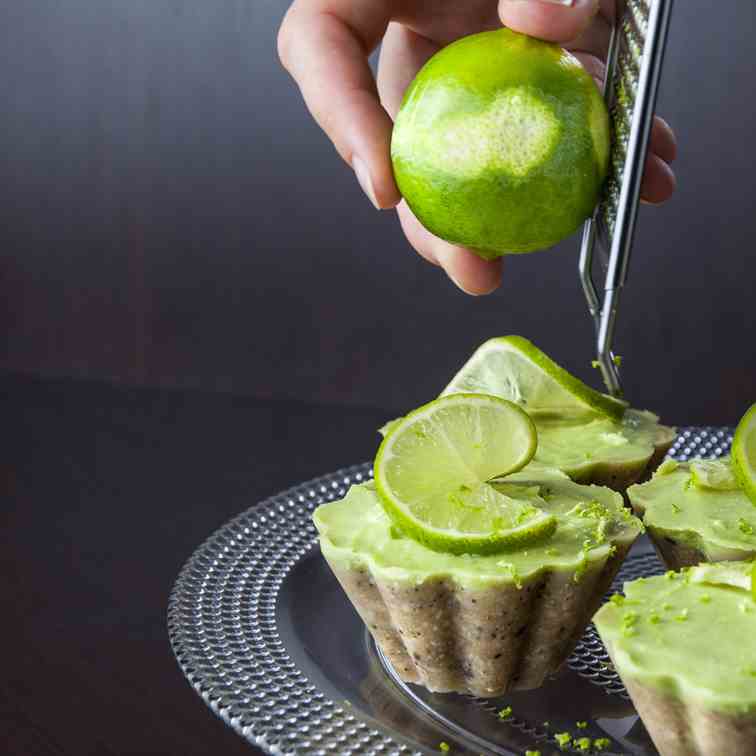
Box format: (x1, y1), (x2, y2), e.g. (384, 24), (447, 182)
(167, 426), (734, 754)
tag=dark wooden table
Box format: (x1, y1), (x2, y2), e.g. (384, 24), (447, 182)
(1, 373), (390, 755)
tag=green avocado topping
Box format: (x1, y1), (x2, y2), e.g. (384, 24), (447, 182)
(314, 469), (641, 589)
(529, 409), (667, 480)
(594, 561), (756, 714)
(629, 461), (756, 560)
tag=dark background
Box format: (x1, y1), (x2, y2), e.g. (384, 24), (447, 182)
(1, 0), (754, 424)
(1, 2), (754, 756)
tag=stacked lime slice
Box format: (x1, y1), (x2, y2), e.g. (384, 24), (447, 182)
(733, 403), (756, 505)
(441, 336), (626, 420)
(374, 394), (554, 555)
(690, 459), (740, 491)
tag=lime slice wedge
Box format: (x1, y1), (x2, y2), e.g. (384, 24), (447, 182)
(689, 561), (754, 591)
(374, 393), (555, 555)
(733, 403), (756, 505)
(441, 336), (626, 421)
(690, 458), (740, 491)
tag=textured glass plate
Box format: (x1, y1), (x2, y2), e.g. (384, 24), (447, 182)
(168, 427), (732, 755)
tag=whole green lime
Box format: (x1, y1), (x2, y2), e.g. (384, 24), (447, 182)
(391, 29), (610, 258)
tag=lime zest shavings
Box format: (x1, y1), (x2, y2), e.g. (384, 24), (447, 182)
(554, 732), (572, 749)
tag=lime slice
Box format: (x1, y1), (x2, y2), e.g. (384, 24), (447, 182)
(690, 458), (740, 491)
(441, 336), (626, 421)
(374, 393), (555, 555)
(733, 403), (756, 505)
(689, 561), (753, 591)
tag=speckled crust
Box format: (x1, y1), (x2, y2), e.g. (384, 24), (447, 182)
(326, 542), (631, 697)
(570, 424), (676, 494)
(643, 534), (708, 571)
(604, 652), (756, 756)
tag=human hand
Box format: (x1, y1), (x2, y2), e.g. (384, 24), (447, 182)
(278, 0), (677, 295)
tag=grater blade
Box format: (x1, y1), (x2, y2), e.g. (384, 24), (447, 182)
(579, 0), (675, 398)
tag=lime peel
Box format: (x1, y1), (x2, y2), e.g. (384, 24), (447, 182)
(390, 29), (609, 257)
(732, 403), (756, 505)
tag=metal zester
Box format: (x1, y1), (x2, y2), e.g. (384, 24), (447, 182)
(579, 0), (674, 397)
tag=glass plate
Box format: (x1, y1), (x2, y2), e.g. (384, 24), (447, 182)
(168, 427), (732, 755)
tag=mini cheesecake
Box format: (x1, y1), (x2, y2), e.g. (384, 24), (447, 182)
(314, 467), (641, 697)
(628, 459), (756, 570)
(594, 562), (756, 756)
(532, 408), (676, 491)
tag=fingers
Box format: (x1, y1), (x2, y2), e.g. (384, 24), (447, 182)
(377, 23), (440, 117)
(649, 116), (677, 165)
(498, 0), (601, 44)
(277, 1), (400, 209)
(397, 202), (503, 295)
(380, 26), (501, 295)
(638, 117), (677, 204)
(641, 153), (676, 205)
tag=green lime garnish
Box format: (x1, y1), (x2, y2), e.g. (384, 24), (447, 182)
(441, 336), (626, 421)
(733, 403), (756, 505)
(374, 394), (553, 555)
(689, 458), (740, 491)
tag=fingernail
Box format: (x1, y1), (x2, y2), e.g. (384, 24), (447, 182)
(502, 0), (575, 5)
(352, 156), (380, 210)
(448, 273), (480, 296)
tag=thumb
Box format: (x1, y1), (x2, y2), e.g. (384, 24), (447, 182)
(499, 0), (600, 43)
